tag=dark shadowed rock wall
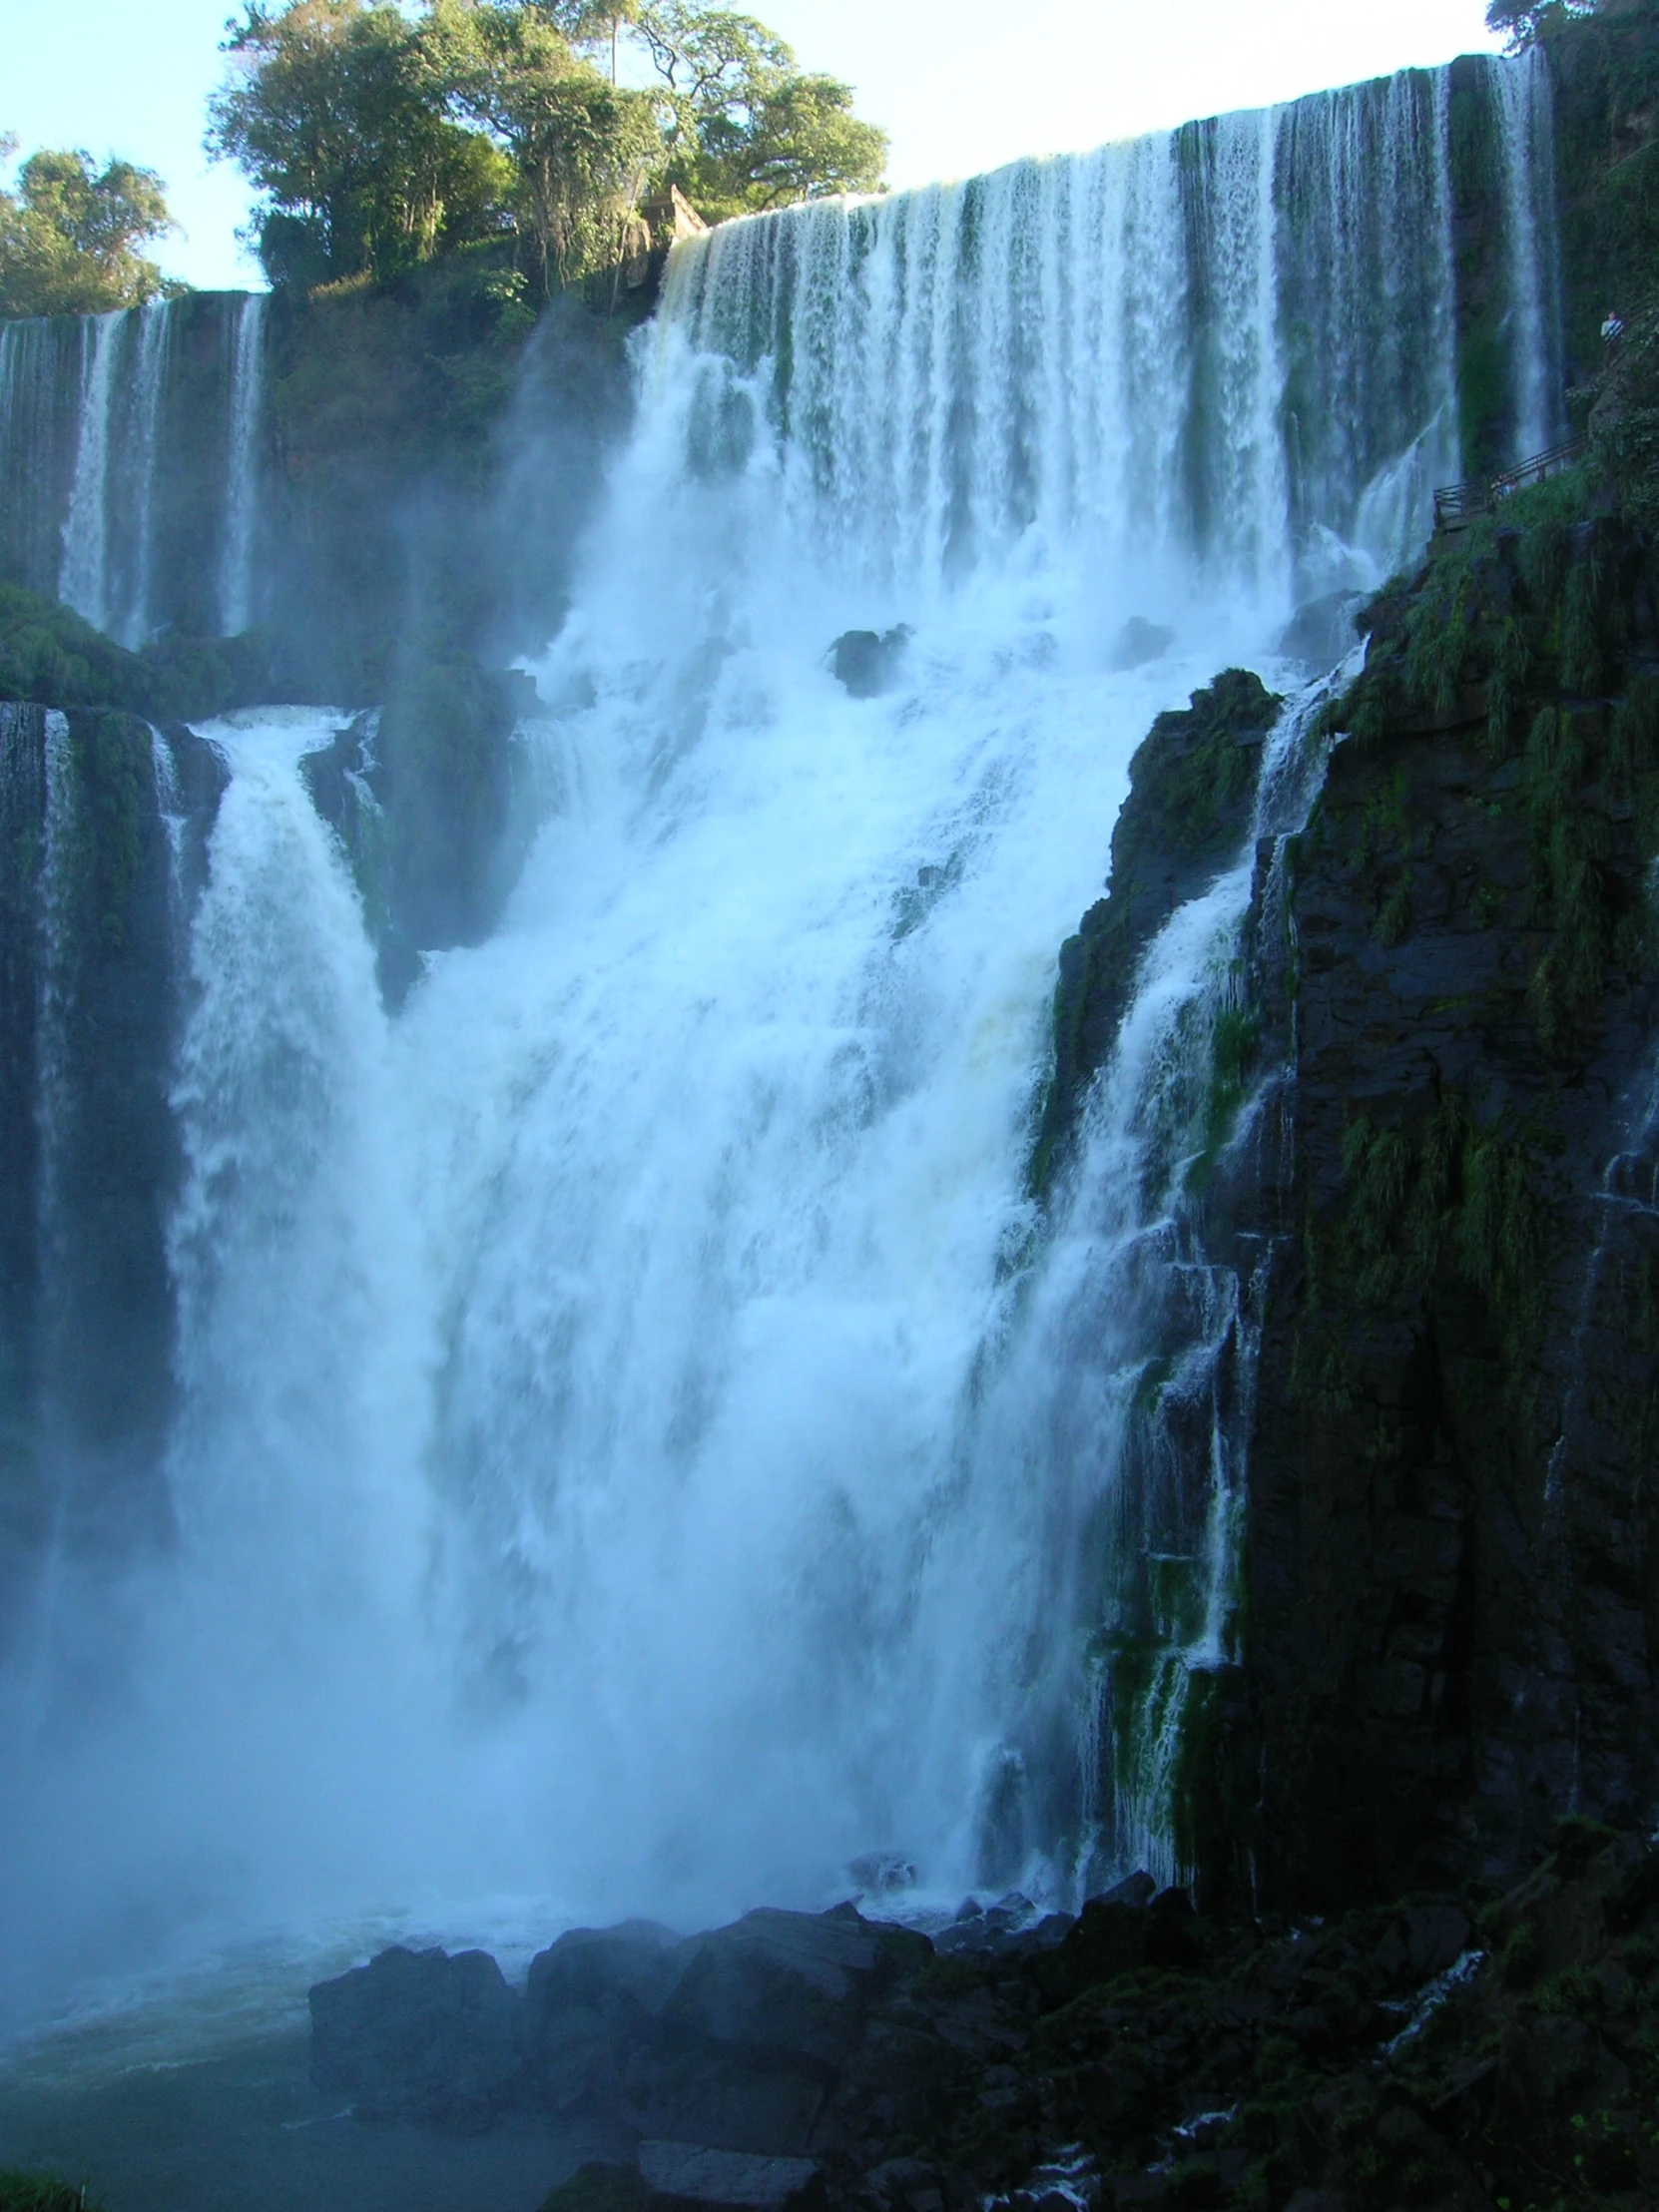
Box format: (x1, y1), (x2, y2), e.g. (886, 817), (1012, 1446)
(0, 704), (226, 1641)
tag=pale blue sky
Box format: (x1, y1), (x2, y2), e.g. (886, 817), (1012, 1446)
(0, 0), (1506, 290)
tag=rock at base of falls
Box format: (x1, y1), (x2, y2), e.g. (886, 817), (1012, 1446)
(306, 1827), (1659, 2212)
(309, 1943), (524, 2128)
(828, 628), (912, 700)
(638, 2140), (826, 2212)
(1108, 617), (1175, 672)
(309, 1903), (934, 2151)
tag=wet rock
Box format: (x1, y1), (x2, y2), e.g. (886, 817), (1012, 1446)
(1273, 591), (1362, 671)
(522, 1919), (683, 2113)
(308, 1943), (522, 2126)
(1109, 617), (1175, 670)
(848, 1854), (918, 1899)
(617, 1907), (932, 2154)
(1091, 1872), (1156, 1910)
(639, 2139), (826, 2212)
(830, 627), (912, 699)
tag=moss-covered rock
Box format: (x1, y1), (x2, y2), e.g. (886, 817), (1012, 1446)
(0, 582), (272, 724)
(1030, 667), (1281, 1193)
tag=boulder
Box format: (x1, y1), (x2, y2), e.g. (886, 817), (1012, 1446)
(523, 1919), (684, 2111)
(1109, 616), (1175, 670)
(638, 2139), (825, 2212)
(308, 1943), (522, 2126)
(829, 627), (912, 699)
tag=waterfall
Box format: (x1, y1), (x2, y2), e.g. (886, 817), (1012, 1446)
(58, 313), (122, 632)
(0, 295), (265, 645)
(0, 317), (76, 597)
(1494, 45), (1564, 461)
(219, 293), (266, 637)
(120, 301), (172, 649)
(665, 67), (1461, 614)
(0, 58), (1569, 2019)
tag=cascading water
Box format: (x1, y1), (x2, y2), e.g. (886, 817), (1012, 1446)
(0, 293), (266, 643)
(1494, 44), (1565, 461)
(0, 55), (1565, 2027)
(122, 301), (172, 649)
(218, 294), (265, 637)
(58, 313), (122, 634)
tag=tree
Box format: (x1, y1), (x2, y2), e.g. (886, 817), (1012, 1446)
(209, 0), (886, 297)
(433, 0), (661, 290)
(209, 0), (514, 288)
(0, 146), (178, 317)
(1485, 0), (1600, 50)
(636, 3), (885, 222)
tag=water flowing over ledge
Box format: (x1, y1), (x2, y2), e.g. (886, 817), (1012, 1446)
(0, 51), (1564, 2032)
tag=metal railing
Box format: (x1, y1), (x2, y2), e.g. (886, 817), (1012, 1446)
(1432, 436), (1587, 530)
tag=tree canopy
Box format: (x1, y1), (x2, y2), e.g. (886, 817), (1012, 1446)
(209, 0), (887, 293)
(0, 142), (179, 317)
(1484, 0), (1602, 50)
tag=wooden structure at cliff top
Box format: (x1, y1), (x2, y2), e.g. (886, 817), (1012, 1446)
(1432, 435), (1587, 534)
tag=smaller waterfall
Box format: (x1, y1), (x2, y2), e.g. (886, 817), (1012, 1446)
(120, 301), (172, 649)
(967, 662), (1349, 1897)
(58, 314), (122, 632)
(219, 294), (266, 637)
(1494, 47), (1564, 461)
(0, 318), (75, 597)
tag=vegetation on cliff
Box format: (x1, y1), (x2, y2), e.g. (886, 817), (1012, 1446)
(1029, 668), (1280, 1196)
(209, 0), (887, 293)
(0, 583), (270, 725)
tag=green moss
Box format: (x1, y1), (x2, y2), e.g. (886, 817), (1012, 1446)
(1523, 704), (1629, 1051)
(0, 2176), (100, 2212)
(1339, 1094), (1547, 1369)
(1185, 996), (1261, 1193)
(68, 712), (148, 952)
(0, 580), (270, 722)
(1030, 669), (1281, 1198)
(537, 2166), (651, 2212)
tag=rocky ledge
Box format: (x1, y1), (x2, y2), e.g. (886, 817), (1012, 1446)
(309, 1820), (1659, 2212)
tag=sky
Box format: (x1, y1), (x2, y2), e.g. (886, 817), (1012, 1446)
(0, 0), (1507, 290)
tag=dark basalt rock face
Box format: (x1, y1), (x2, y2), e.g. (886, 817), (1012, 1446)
(1029, 666), (1281, 1193)
(311, 1906), (933, 2157)
(1239, 494), (1659, 1909)
(1031, 463), (1659, 1913)
(0, 702), (226, 1634)
(829, 628), (912, 700)
(310, 1943), (524, 2128)
(298, 662), (546, 1005)
(308, 1828), (1659, 2212)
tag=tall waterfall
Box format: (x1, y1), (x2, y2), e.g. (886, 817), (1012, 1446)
(1494, 45), (1565, 460)
(0, 55), (1564, 2021)
(218, 293), (266, 637)
(0, 292), (266, 643)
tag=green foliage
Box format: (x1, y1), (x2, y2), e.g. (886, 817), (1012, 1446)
(1184, 995), (1260, 1193)
(211, 0), (886, 294)
(1485, 0), (1600, 53)
(437, 2), (660, 290)
(0, 581), (268, 723)
(1339, 1095), (1546, 1364)
(1593, 298), (1659, 530)
(1524, 706), (1624, 1048)
(210, 0), (517, 289)
(0, 2171), (99, 2211)
(639, 2), (886, 221)
(0, 145), (178, 317)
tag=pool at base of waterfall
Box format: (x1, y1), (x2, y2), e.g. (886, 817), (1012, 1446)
(0, 2033), (605, 2212)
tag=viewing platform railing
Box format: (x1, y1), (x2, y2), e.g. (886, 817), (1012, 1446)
(1432, 436), (1587, 532)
